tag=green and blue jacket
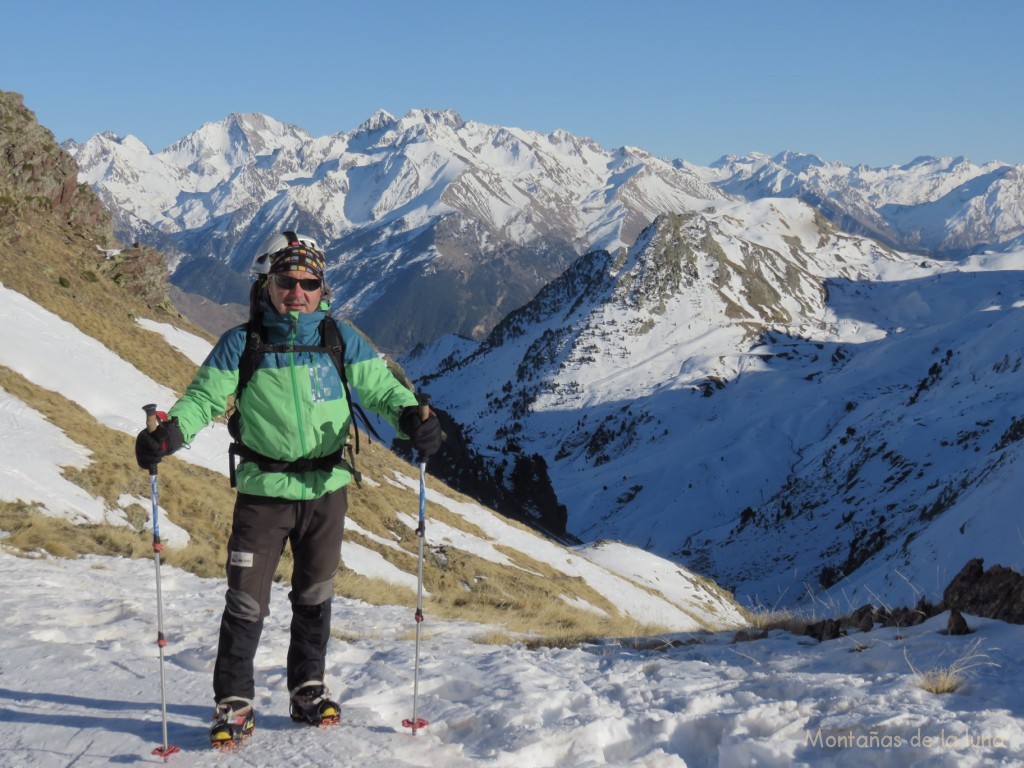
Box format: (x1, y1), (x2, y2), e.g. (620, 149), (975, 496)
(168, 297), (418, 500)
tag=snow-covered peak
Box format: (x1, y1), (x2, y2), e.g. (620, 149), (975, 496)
(402, 107), (464, 129)
(156, 112), (312, 186)
(355, 108), (397, 134)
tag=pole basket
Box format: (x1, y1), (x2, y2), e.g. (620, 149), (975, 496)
(402, 717), (429, 733)
(152, 744), (181, 759)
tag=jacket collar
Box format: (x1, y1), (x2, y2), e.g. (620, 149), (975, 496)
(259, 293), (327, 344)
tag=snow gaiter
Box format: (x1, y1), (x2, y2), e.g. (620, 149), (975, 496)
(287, 596), (332, 691)
(213, 612), (265, 702)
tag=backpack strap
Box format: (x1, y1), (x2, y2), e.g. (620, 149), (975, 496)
(235, 279), (267, 401)
(320, 316), (385, 451)
(236, 324), (264, 398)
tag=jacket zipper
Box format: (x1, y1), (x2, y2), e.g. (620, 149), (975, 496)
(287, 314), (310, 499)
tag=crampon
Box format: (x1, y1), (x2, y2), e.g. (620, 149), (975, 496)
(209, 700), (255, 750)
(289, 683), (340, 727)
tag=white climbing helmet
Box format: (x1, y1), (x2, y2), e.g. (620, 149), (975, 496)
(251, 230), (323, 275)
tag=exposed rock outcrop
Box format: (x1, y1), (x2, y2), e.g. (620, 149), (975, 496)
(942, 558), (1024, 624)
(0, 90), (180, 315)
(799, 558), (1023, 642)
(0, 90), (110, 240)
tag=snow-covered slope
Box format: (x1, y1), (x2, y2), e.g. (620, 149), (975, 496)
(409, 198), (1024, 609)
(3, 548), (1023, 766)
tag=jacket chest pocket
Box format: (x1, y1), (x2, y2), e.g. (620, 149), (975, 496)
(308, 354), (341, 403)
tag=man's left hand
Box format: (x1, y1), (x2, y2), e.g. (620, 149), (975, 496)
(399, 407), (443, 457)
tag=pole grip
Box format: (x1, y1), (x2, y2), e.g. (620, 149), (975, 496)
(142, 404), (160, 476)
(143, 403), (159, 433)
(414, 392), (446, 454)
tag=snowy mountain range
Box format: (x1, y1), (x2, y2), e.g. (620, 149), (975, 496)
(706, 151), (1024, 256)
(66, 110), (721, 351)
(66, 108), (1024, 610)
(67, 110), (1024, 353)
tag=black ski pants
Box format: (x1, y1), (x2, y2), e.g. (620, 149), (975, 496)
(212, 487), (347, 703)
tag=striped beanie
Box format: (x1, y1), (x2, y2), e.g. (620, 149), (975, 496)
(268, 231), (326, 279)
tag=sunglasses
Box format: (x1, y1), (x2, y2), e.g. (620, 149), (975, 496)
(272, 273), (322, 292)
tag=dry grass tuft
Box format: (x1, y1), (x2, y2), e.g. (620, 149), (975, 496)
(0, 501), (151, 560)
(471, 613), (670, 650)
(904, 637), (999, 694)
(742, 606), (810, 635)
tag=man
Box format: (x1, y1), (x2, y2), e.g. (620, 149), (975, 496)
(135, 230), (441, 747)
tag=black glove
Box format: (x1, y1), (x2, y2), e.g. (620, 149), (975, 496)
(135, 416), (184, 469)
(399, 406), (443, 458)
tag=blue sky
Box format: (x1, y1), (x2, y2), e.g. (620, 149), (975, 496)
(5, 0), (1022, 167)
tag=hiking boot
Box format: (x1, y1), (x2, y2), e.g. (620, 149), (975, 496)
(289, 682), (340, 726)
(209, 698), (255, 747)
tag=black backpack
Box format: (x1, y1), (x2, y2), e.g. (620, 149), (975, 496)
(226, 287), (382, 487)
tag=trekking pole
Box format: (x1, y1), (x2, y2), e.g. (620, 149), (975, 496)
(402, 399), (432, 734)
(142, 404), (180, 760)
